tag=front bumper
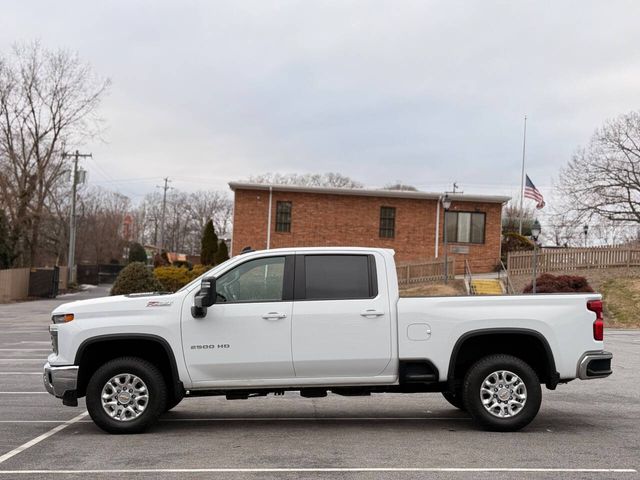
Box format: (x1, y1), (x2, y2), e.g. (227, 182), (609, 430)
(577, 351), (613, 379)
(43, 362), (79, 403)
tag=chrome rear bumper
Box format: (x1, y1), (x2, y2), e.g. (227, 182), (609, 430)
(43, 362), (79, 398)
(578, 351), (613, 380)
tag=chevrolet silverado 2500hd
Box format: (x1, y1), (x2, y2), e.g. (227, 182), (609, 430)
(43, 247), (612, 433)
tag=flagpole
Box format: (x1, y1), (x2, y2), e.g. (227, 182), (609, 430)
(518, 115), (527, 235)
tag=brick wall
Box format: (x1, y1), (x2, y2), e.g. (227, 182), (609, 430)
(232, 189), (503, 274)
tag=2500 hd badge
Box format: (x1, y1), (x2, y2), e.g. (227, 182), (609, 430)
(190, 344), (230, 349)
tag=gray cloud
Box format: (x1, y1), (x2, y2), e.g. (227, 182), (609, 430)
(2, 0), (639, 200)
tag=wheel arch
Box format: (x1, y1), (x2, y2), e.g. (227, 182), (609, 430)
(74, 334), (183, 399)
(447, 328), (559, 390)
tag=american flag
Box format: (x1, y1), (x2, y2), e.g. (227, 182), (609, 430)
(525, 175), (545, 209)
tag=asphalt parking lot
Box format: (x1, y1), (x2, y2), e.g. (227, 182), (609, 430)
(0, 288), (638, 479)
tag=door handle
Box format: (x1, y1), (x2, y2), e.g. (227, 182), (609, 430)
(262, 312), (287, 320)
(360, 309), (385, 317)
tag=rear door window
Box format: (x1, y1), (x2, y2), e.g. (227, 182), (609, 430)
(300, 254), (376, 300)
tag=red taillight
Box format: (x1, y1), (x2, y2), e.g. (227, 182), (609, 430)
(587, 299), (604, 341)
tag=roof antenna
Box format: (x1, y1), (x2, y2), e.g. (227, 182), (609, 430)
(445, 181), (463, 194)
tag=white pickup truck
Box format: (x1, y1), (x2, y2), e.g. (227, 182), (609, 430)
(44, 247), (612, 434)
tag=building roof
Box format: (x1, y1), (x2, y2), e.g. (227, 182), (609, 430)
(229, 182), (511, 204)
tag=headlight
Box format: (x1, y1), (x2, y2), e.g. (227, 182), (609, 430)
(52, 313), (74, 324)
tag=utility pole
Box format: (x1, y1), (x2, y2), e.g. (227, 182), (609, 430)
(156, 177), (172, 252)
(62, 150), (92, 284)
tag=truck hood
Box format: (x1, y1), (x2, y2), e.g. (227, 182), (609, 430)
(52, 292), (182, 319)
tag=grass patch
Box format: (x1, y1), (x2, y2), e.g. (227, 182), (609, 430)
(601, 278), (640, 328)
(400, 280), (466, 297)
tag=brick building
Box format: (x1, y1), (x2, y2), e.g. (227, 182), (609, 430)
(229, 182), (509, 273)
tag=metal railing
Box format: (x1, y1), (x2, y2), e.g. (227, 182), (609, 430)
(464, 259), (475, 295)
(497, 260), (515, 294)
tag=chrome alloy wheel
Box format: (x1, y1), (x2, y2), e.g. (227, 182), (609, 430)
(480, 370), (527, 418)
(101, 373), (149, 422)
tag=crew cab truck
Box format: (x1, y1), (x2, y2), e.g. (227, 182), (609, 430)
(44, 247), (613, 434)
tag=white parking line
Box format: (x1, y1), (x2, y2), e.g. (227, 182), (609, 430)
(0, 468), (635, 474)
(0, 373), (42, 375)
(0, 349), (50, 351)
(0, 359), (45, 362)
(0, 421), (66, 423)
(0, 411), (88, 465)
(0, 392), (48, 394)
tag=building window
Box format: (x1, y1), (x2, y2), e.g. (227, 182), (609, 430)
(379, 206), (396, 238)
(445, 211), (485, 244)
(275, 201), (292, 232)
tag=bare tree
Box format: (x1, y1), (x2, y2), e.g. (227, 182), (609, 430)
(502, 203), (536, 236)
(75, 186), (130, 264)
(0, 42), (110, 266)
(247, 172), (363, 189)
(559, 111), (640, 224)
(135, 188), (232, 256)
(188, 191), (233, 239)
(383, 182), (418, 191)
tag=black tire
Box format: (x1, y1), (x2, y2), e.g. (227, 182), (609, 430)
(462, 354), (542, 432)
(441, 390), (466, 410)
(164, 390), (184, 412)
(86, 357), (167, 434)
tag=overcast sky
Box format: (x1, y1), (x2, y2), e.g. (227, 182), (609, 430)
(2, 1), (639, 203)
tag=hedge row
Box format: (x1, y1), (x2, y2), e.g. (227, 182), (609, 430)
(111, 263), (212, 295)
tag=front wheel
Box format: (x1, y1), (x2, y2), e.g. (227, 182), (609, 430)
(86, 357), (167, 434)
(164, 390), (185, 412)
(441, 390), (466, 410)
(463, 354), (541, 432)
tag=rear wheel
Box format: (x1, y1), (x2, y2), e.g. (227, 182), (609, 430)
(86, 357), (167, 434)
(463, 354), (541, 432)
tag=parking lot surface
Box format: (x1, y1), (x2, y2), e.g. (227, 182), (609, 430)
(0, 288), (638, 479)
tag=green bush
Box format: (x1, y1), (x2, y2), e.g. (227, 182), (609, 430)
(128, 242), (148, 264)
(190, 264), (209, 280)
(111, 262), (163, 296)
(172, 260), (193, 269)
(201, 220), (218, 266)
(501, 231), (534, 264)
(154, 266), (192, 292)
(214, 241), (229, 265)
(154, 264), (211, 293)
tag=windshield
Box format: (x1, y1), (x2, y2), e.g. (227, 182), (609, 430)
(176, 256), (237, 293)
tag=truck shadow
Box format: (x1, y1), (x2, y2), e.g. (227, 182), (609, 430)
(146, 411), (600, 434)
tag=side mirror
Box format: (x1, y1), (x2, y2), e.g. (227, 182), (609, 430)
(192, 277), (216, 318)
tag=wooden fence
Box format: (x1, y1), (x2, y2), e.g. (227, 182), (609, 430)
(58, 266), (68, 292)
(396, 258), (455, 285)
(507, 247), (640, 276)
(0, 266), (70, 303)
(0, 268), (30, 303)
